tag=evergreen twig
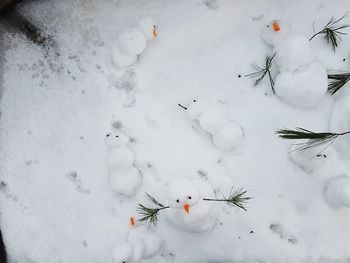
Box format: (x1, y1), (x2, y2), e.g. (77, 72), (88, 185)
(245, 53), (276, 94)
(137, 193), (169, 227)
(276, 127), (350, 151)
(202, 187), (252, 211)
(309, 13), (350, 51)
(328, 72), (350, 94)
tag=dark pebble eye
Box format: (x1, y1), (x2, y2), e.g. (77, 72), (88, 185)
(116, 135), (119, 138)
(267, 25), (269, 28)
(176, 199), (179, 203)
(106, 134), (110, 137)
(193, 100), (196, 102)
(188, 196), (192, 199)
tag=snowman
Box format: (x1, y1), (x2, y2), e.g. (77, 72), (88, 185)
(105, 131), (142, 196)
(111, 17), (157, 69)
(164, 178), (219, 233)
(288, 143), (330, 174)
(184, 98), (244, 152)
(262, 20), (328, 108)
(323, 175), (350, 209)
(329, 95), (350, 159)
(112, 224), (162, 263)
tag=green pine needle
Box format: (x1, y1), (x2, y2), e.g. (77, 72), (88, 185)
(309, 13), (350, 51)
(245, 53), (276, 94)
(202, 187), (252, 211)
(328, 72), (350, 94)
(137, 193), (169, 228)
(276, 127), (350, 151)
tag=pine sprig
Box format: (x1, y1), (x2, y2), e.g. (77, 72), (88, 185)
(137, 193), (169, 228)
(276, 127), (350, 151)
(245, 53), (276, 94)
(309, 13), (350, 51)
(328, 72), (350, 94)
(202, 187), (252, 211)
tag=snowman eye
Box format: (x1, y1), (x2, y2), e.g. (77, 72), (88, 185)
(116, 135), (119, 138)
(106, 134), (110, 137)
(267, 25), (269, 28)
(193, 99), (196, 102)
(188, 196), (192, 199)
(176, 199), (179, 203)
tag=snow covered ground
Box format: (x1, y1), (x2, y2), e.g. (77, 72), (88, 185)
(1, 0), (350, 262)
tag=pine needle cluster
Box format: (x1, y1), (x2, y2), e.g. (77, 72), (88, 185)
(245, 53), (276, 94)
(309, 13), (350, 51)
(328, 72), (350, 94)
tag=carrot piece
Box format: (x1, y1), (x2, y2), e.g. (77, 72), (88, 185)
(273, 21), (280, 32)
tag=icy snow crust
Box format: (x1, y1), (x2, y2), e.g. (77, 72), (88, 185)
(1, 0), (350, 262)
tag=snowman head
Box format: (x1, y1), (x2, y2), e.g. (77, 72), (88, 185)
(186, 98), (209, 120)
(167, 179), (201, 214)
(262, 20), (291, 46)
(112, 242), (134, 263)
(138, 16), (157, 40)
(105, 131), (129, 147)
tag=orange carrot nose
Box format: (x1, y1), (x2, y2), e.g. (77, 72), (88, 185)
(153, 25), (157, 38)
(130, 216), (135, 226)
(272, 21), (280, 32)
(183, 204), (190, 214)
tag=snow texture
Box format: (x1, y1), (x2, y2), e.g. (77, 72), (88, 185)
(0, 0), (350, 263)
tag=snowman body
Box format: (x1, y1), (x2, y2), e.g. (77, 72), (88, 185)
(111, 17), (157, 69)
(324, 176), (350, 209)
(329, 95), (350, 159)
(165, 179), (219, 232)
(112, 225), (162, 263)
(105, 132), (141, 196)
(274, 35), (327, 108)
(186, 98), (244, 152)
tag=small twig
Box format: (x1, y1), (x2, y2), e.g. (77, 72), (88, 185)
(178, 103), (188, 110)
(245, 53), (276, 94)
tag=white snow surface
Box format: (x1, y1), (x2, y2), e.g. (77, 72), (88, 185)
(1, 0), (350, 263)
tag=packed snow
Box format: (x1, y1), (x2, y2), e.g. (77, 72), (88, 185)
(1, 0), (350, 262)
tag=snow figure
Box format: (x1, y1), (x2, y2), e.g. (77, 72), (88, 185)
(105, 131), (141, 196)
(164, 178), (219, 232)
(184, 98), (244, 152)
(324, 175), (350, 209)
(288, 143), (329, 174)
(273, 35), (327, 108)
(262, 20), (292, 46)
(329, 95), (350, 159)
(111, 17), (157, 69)
(112, 224), (162, 263)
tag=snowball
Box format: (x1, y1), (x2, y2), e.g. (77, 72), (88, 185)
(137, 16), (157, 40)
(212, 122), (244, 151)
(128, 226), (162, 258)
(288, 143), (329, 173)
(165, 179), (219, 232)
(324, 176), (350, 209)
(112, 242), (134, 263)
(111, 45), (137, 69)
(275, 35), (315, 72)
(262, 20), (292, 47)
(274, 61), (327, 107)
(118, 28), (147, 55)
(329, 95), (350, 159)
(110, 167), (141, 196)
(199, 107), (228, 134)
(105, 132), (129, 147)
(186, 98), (209, 120)
(106, 147), (135, 170)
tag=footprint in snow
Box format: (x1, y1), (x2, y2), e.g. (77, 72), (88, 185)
(270, 223), (297, 244)
(65, 171), (90, 194)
